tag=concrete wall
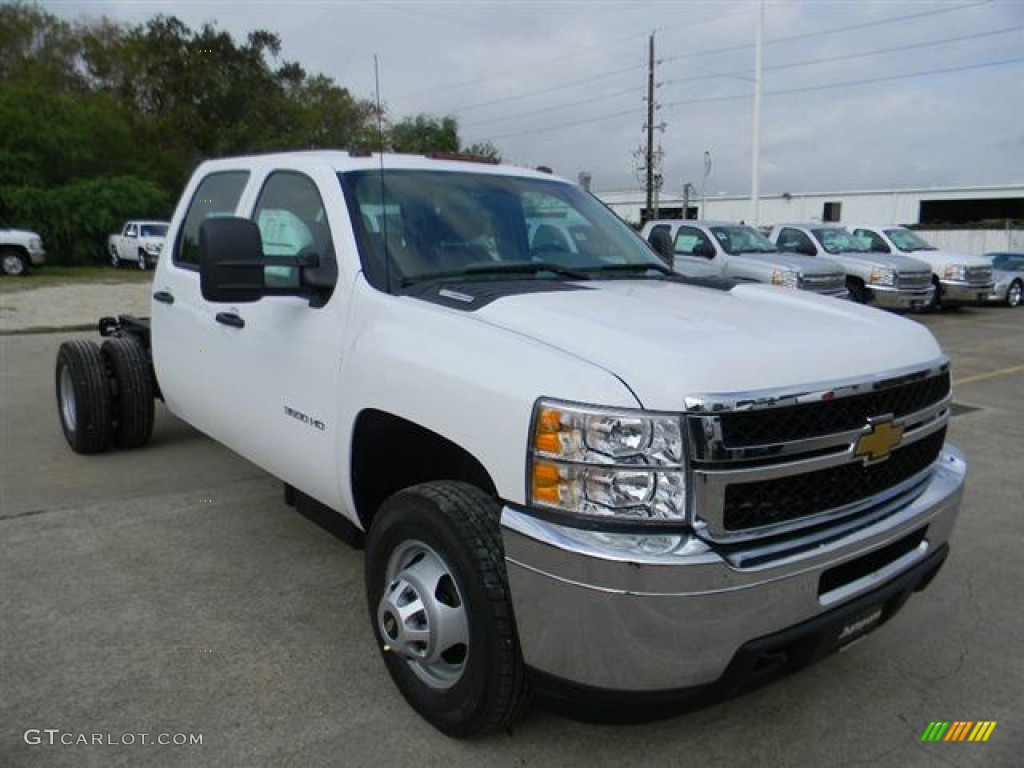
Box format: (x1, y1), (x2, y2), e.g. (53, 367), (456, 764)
(915, 229), (1024, 256)
(598, 184), (1024, 234)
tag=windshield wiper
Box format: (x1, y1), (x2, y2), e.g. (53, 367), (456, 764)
(400, 261), (591, 287)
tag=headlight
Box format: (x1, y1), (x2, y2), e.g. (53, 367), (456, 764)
(771, 268), (799, 288)
(529, 400), (686, 521)
(144, 242), (163, 255)
(944, 265), (966, 281)
(869, 266), (896, 286)
(29, 237), (43, 250)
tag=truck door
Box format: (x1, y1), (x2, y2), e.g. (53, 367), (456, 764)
(155, 167), (345, 507)
(670, 226), (720, 279)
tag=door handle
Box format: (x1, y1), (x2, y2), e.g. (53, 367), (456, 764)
(215, 312), (245, 329)
(153, 291), (175, 304)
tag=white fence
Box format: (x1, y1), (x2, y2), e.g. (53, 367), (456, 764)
(914, 229), (1024, 257)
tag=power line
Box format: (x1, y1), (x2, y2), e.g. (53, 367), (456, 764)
(465, 22), (1021, 132)
(662, 23), (1024, 89)
(447, 0), (993, 125)
(662, 0), (993, 64)
(480, 54), (1024, 141)
(391, 4), (753, 105)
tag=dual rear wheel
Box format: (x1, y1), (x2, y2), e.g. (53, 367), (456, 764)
(55, 337), (154, 454)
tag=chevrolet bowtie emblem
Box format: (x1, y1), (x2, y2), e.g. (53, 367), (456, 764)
(855, 417), (904, 464)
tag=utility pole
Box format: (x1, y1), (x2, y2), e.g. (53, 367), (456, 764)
(633, 33), (664, 222)
(645, 33), (655, 220)
(751, 0), (764, 226)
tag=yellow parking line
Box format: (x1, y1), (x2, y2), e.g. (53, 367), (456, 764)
(954, 363), (1024, 387)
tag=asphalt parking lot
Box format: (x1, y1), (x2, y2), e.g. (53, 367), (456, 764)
(1, 302), (1021, 767)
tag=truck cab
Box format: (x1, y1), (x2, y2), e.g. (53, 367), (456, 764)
(642, 219), (849, 298)
(768, 223), (934, 309)
(846, 225), (993, 308)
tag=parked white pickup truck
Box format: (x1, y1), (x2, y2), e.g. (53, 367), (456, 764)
(1, 220), (47, 276)
(846, 225), (993, 309)
(108, 220), (169, 270)
(768, 223), (934, 309)
(54, 152), (966, 736)
(642, 219), (849, 298)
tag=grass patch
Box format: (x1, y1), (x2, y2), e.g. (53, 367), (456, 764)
(0, 265), (152, 294)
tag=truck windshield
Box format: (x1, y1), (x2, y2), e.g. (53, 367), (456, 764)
(140, 224), (168, 237)
(885, 228), (937, 252)
(709, 225), (778, 255)
(340, 169), (667, 288)
(812, 228), (869, 254)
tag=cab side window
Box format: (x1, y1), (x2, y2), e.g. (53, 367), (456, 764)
(674, 226), (714, 258)
(174, 171), (250, 268)
(252, 171), (336, 292)
(777, 227), (814, 255)
(852, 229), (889, 253)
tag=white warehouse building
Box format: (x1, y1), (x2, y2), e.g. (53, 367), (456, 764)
(596, 183), (1024, 256)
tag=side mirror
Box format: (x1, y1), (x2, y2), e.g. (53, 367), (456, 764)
(693, 242), (716, 259)
(199, 217), (265, 303)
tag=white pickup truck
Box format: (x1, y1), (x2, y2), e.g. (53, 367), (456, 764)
(641, 219), (849, 298)
(846, 225), (993, 309)
(108, 220), (169, 270)
(768, 223), (935, 309)
(54, 151), (966, 736)
(1, 221), (47, 276)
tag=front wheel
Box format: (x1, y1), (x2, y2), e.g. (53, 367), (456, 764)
(1006, 279), (1022, 308)
(137, 251), (149, 270)
(1, 249), (28, 276)
(110, 248), (121, 268)
(365, 482), (530, 737)
(846, 278), (868, 304)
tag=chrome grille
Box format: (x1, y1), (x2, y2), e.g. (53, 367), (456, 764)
(896, 271), (931, 290)
(686, 362), (951, 543)
(966, 266), (992, 285)
(800, 272), (845, 293)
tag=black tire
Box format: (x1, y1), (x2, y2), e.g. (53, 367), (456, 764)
(137, 250), (148, 270)
(55, 340), (112, 454)
(110, 247), (121, 268)
(925, 276), (942, 312)
(846, 278), (868, 304)
(1006, 279), (1022, 308)
(365, 481), (530, 737)
(101, 337), (154, 449)
(1, 248), (28, 276)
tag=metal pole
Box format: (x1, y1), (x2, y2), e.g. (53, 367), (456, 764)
(645, 33), (655, 222)
(751, 0), (764, 226)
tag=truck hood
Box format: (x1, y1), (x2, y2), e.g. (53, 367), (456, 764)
(1, 228), (40, 243)
(471, 280), (941, 409)
(729, 251), (841, 275)
(898, 248), (990, 269)
(827, 250), (931, 272)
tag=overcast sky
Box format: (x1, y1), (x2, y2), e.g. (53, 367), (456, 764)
(43, 0), (1024, 196)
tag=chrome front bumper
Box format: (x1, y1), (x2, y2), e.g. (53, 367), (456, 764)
(501, 445), (966, 693)
(940, 280), (992, 303)
(870, 284), (934, 309)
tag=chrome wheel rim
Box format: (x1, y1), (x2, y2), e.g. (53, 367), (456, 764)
(2, 254), (24, 275)
(1009, 282), (1022, 307)
(378, 539), (468, 690)
(59, 364), (77, 432)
